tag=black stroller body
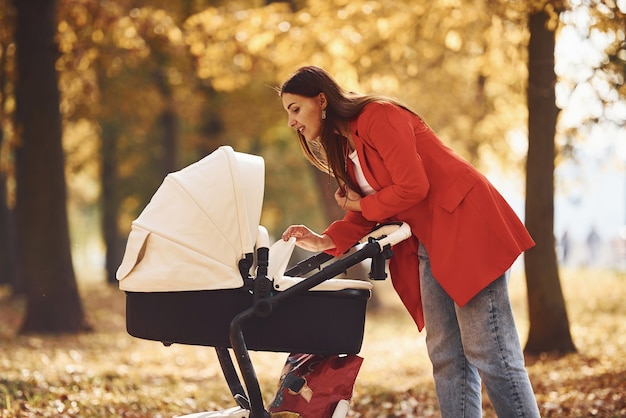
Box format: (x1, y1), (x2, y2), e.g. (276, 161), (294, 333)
(117, 146), (412, 417)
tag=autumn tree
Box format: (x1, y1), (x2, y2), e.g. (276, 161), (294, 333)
(57, 1), (167, 285)
(522, 0), (624, 354)
(524, 2), (576, 354)
(13, 0), (90, 332)
(55, 1), (206, 284)
(97, 5), (191, 284)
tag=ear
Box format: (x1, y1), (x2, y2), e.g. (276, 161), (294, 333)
(318, 92), (327, 110)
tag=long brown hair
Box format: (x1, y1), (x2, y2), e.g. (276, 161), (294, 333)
(278, 66), (411, 193)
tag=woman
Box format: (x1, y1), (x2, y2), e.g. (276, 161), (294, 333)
(279, 66), (541, 418)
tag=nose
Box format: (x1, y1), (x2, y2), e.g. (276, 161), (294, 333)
(288, 117), (297, 129)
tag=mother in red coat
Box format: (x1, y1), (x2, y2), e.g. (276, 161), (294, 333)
(279, 66), (541, 418)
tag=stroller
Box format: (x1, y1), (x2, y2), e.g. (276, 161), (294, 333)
(117, 146), (412, 418)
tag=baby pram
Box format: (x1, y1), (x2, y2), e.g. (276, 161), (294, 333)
(117, 146), (412, 418)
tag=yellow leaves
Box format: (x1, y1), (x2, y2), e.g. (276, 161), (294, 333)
(219, 0), (526, 167)
(184, 3), (291, 90)
(128, 7), (184, 46)
(247, 31), (275, 55)
(368, 74), (400, 95)
(375, 17), (391, 39)
(84, 6), (184, 55)
(114, 16), (146, 50)
(183, 0), (442, 92)
(57, 20), (77, 54)
(326, 37), (352, 60)
(445, 30), (463, 51)
(90, 29), (104, 43)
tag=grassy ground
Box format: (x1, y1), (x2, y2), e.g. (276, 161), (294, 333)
(0, 268), (625, 417)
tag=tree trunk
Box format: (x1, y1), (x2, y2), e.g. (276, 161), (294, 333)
(524, 10), (575, 355)
(0, 38), (17, 289)
(13, 0), (90, 333)
(100, 120), (123, 285)
(154, 59), (178, 177)
(0, 162), (16, 288)
(159, 107), (178, 175)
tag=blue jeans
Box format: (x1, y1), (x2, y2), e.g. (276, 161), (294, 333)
(418, 243), (540, 418)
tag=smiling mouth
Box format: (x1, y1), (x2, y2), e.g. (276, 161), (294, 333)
(298, 127), (304, 134)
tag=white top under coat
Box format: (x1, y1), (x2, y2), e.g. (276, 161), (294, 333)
(348, 149), (376, 196)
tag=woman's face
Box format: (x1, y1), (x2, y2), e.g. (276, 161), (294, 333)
(282, 92), (326, 141)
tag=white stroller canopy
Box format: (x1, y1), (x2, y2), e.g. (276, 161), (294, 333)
(117, 146), (265, 292)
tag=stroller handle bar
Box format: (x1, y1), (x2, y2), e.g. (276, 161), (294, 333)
(257, 222), (412, 254)
(280, 222), (412, 280)
(358, 222), (412, 249)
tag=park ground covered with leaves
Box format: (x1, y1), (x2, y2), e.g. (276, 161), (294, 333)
(1, 268), (625, 417)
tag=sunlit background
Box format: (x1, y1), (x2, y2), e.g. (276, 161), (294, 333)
(8, 0), (618, 279)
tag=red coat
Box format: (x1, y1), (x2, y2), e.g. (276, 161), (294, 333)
(323, 102), (534, 330)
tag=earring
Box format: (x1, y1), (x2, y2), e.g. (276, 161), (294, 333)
(322, 109), (327, 120)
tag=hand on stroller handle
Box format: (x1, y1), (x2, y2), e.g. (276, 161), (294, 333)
(356, 222), (411, 248)
(281, 225), (334, 253)
(270, 222), (411, 288)
(280, 222), (411, 254)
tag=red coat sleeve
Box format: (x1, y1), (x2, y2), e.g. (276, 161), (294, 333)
(323, 211), (377, 257)
(356, 103), (430, 221)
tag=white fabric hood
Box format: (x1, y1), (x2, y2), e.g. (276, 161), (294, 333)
(117, 146), (265, 292)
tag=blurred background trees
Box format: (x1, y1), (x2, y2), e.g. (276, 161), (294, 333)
(12, 0), (90, 333)
(0, 0), (624, 350)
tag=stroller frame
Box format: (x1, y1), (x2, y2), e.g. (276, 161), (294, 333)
(126, 223), (411, 418)
(225, 227), (404, 417)
(118, 146), (412, 417)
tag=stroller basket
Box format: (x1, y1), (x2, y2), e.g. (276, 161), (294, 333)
(117, 146), (412, 418)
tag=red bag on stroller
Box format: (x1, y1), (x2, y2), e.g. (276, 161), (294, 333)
(269, 353), (363, 418)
